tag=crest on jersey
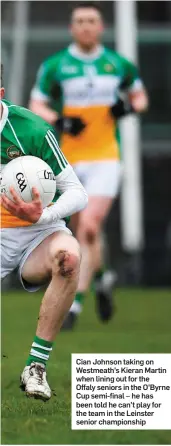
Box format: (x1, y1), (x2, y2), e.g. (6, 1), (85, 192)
(7, 145), (22, 159)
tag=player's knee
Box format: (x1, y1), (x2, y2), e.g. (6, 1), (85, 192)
(86, 228), (97, 244)
(51, 247), (81, 279)
(78, 217), (100, 244)
(60, 250), (80, 278)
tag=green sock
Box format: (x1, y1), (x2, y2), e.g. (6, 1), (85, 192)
(26, 335), (53, 366)
(75, 292), (85, 304)
(70, 291), (86, 314)
(95, 267), (105, 280)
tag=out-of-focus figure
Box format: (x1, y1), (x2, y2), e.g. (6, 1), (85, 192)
(29, 1), (148, 329)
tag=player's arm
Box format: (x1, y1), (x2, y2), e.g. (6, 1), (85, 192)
(128, 82), (148, 113)
(36, 165), (88, 225)
(29, 62), (86, 135)
(110, 60), (148, 119)
(29, 99), (58, 126)
(1, 130), (88, 224)
(1, 168), (88, 224)
(28, 62), (59, 125)
(35, 129), (88, 224)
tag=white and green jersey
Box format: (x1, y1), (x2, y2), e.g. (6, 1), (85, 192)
(1, 99), (68, 173)
(1, 99), (69, 228)
(31, 44), (144, 163)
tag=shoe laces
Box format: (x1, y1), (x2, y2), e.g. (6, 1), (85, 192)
(30, 363), (45, 385)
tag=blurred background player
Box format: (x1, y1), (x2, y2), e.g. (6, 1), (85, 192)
(29, 1), (148, 329)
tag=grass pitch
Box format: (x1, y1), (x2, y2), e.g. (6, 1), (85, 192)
(2, 288), (171, 445)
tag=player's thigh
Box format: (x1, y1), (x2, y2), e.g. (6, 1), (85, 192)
(80, 196), (113, 225)
(22, 231), (80, 284)
(69, 212), (80, 235)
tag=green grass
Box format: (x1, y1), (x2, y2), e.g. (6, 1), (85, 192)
(2, 288), (171, 445)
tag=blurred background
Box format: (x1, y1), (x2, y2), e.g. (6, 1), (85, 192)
(2, 0), (171, 287)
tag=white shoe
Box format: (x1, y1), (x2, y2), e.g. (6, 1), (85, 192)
(20, 362), (51, 400)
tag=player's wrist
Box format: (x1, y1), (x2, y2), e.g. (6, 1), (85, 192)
(110, 98), (135, 119)
(34, 206), (59, 225)
(34, 207), (50, 225)
(55, 116), (86, 136)
(56, 116), (72, 133)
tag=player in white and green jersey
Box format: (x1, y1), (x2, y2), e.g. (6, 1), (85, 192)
(1, 64), (87, 400)
(29, 2), (148, 329)
(1, 99), (70, 219)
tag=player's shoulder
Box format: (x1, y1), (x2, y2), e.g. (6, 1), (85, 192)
(103, 47), (135, 69)
(5, 99), (53, 138)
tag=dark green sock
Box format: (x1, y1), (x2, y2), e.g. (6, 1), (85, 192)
(74, 292), (85, 304)
(26, 335), (53, 366)
(70, 291), (86, 314)
(95, 267), (105, 280)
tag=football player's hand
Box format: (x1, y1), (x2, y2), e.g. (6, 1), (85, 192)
(1, 187), (43, 223)
(110, 98), (135, 119)
(56, 116), (86, 136)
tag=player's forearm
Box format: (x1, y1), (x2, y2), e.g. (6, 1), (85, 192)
(129, 90), (149, 113)
(38, 188), (88, 224)
(28, 99), (58, 125)
(36, 166), (88, 225)
(110, 89), (149, 119)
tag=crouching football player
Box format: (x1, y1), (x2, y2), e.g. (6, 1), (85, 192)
(0, 64), (88, 400)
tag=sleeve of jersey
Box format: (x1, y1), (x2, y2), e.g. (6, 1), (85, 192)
(34, 130), (88, 225)
(122, 60), (144, 94)
(30, 61), (54, 101)
(38, 129), (68, 176)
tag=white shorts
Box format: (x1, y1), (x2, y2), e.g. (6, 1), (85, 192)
(73, 160), (123, 198)
(1, 220), (71, 292)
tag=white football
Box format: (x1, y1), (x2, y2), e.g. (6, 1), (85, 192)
(1, 156), (56, 208)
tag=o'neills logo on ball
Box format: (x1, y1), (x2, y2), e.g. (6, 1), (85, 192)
(7, 146), (22, 159)
(44, 170), (55, 180)
(16, 172), (27, 192)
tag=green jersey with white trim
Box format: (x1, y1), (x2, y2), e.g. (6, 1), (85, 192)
(1, 100), (69, 228)
(31, 44), (143, 163)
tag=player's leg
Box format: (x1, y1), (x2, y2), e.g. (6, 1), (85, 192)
(20, 230), (81, 399)
(78, 197), (116, 320)
(62, 160), (122, 329)
(64, 164), (87, 320)
(77, 196), (112, 289)
(62, 196), (113, 330)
